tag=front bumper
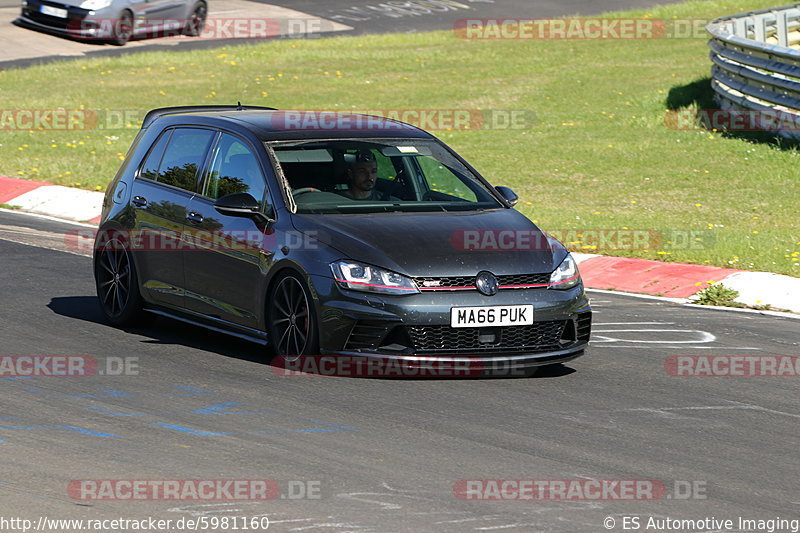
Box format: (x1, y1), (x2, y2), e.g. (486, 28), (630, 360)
(309, 273), (591, 371)
(18, 1), (113, 39)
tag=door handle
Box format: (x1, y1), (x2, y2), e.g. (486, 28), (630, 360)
(186, 212), (204, 223)
(132, 195), (148, 207)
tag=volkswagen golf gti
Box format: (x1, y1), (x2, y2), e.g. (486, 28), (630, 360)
(93, 105), (591, 376)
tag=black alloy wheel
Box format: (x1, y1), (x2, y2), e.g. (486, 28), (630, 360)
(268, 273), (319, 357)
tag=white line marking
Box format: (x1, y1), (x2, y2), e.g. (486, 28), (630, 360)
(591, 345), (760, 350)
(624, 403), (800, 420)
(591, 329), (716, 344)
(594, 322), (675, 325)
(475, 525), (542, 531)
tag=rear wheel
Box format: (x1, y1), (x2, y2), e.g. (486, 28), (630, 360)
(267, 273), (319, 357)
(94, 234), (146, 326)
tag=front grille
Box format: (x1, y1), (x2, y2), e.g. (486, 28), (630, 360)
(414, 273), (550, 291)
(498, 273), (551, 287)
(407, 320), (566, 354)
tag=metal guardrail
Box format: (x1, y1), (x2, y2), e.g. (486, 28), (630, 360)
(706, 4), (800, 138)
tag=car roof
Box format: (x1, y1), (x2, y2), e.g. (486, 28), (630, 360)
(143, 106), (434, 141)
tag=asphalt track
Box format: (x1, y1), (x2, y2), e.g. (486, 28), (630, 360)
(0, 209), (798, 532)
(263, 0), (687, 34)
(0, 0), (686, 68)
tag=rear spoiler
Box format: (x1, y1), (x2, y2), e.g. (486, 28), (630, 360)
(141, 105), (277, 130)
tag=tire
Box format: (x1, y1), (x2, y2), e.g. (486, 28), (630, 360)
(110, 11), (133, 45)
(183, 2), (207, 36)
(267, 272), (319, 357)
(94, 233), (146, 326)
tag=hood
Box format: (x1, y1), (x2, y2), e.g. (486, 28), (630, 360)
(291, 209), (567, 277)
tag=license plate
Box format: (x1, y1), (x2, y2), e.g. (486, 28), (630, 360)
(450, 305), (534, 328)
(40, 4), (67, 17)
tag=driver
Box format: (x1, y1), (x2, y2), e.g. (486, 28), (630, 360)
(340, 150), (382, 201)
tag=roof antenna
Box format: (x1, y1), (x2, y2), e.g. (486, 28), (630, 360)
(236, 101), (244, 110)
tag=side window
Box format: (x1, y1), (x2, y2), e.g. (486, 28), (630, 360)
(140, 130), (171, 181)
(156, 128), (216, 192)
(204, 133), (267, 202)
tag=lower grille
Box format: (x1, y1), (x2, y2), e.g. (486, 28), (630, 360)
(407, 320), (566, 354)
(576, 312), (592, 341)
(344, 320), (391, 351)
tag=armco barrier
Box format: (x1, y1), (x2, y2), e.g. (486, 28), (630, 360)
(707, 3), (800, 138)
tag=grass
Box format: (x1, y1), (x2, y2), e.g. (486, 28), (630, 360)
(0, 0), (798, 275)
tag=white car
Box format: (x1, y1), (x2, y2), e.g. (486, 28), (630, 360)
(18, 0), (206, 45)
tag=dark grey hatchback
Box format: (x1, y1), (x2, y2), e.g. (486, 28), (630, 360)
(94, 105), (590, 377)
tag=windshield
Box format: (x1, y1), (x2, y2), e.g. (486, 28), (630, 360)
(267, 139), (503, 214)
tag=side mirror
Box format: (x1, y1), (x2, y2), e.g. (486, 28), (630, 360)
(214, 193), (273, 223)
(495, 186), (519, 206)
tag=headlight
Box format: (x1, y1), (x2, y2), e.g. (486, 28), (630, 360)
(331, 260), (419, 295)
(549, 253), (581, 289)
(80, 0), (112, 9)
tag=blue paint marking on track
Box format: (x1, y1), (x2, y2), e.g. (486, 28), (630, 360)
(87, 405), (146, 417)
(168, 385), (217, 397)
(67, 388), (136, 398)
(152, 423), (232, 436)
(193, 402), (275, 415)
(0, 425), (121, 437)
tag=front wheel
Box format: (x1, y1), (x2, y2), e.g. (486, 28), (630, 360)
(94, 234), (146, 326)
(267, 273), (319, 357)
(110, 11), (133, 45)
(183, 2), (207, 36)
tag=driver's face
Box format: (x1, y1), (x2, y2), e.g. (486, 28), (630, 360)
(349, 162), (377, 193)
